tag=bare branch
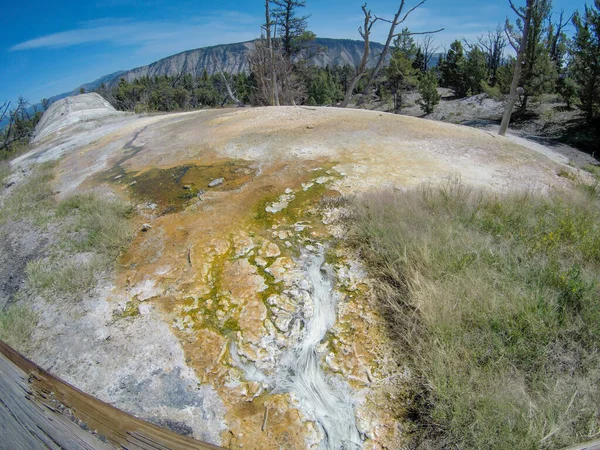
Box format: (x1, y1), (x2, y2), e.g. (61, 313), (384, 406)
(212, 54), (244, 106)
(509, 0), (526, 19)
(399, 0), (427, 24)
(505, 25), (519, 52)
(0, 101), (10, 123)
(392, 28), (444, 38)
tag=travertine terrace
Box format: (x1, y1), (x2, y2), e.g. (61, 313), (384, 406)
(7, 94), (570, 449)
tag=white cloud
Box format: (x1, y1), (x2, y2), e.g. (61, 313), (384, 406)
(10, 13), (262, 53)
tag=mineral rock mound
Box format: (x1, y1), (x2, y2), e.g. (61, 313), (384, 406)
(33, 93), (121, 143)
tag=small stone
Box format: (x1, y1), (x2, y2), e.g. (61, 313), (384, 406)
(129, 180), (137, 186)
(208, 178), (224, 187)
(141, 223), (152, 232)
(255, 257), (268, 267)
(183, 185), (191, 190)
(285, 241), (292, 248)
(307, 125), (314, 129)
(302, 182), (314, 191)
(285, 188), (293, 194)
(263, 242), (281, 258)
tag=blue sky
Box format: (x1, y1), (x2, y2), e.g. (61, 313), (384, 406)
(0, 0), (586, 105)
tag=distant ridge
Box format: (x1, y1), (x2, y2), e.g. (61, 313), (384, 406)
(109, 38), (386, 85)
(42, 38), (385, 104)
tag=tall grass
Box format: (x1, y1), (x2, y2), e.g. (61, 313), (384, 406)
(347, 181), (600, 449)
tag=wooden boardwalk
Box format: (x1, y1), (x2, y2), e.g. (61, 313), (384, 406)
(0, 340), (223, 450)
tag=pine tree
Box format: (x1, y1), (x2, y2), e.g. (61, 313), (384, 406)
(386, 29), (418, 91)
(442, 40), (468, 97)
(272, 0), (312, 59)
(506, 0), (557, 112)
(412, 48), (426, 75)
(418, 70), (441, 114)
(464, 46), (489, 95)
(570, 1), (600, 122)
(385, 29), (418, 111)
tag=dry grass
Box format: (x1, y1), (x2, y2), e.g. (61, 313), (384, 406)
(0, 162), (135, 351)
(347, 180), (600, 449)
(0, 161), (9, 184)
(0, 305), (37, 350)
(56, 193), (135, 260)
(24, 193), (134, 300)
(0, 160), (58, 226)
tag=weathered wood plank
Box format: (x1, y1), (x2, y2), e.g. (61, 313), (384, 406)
(563, 440), (600, 450)
(0, 348), (113, 450)
(0, 340), (224, 450)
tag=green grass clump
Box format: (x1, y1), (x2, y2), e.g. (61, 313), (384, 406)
(0, 162), (9, 184)
(0, 162), (135, 303)
(348, 181), (600, 449)
(0, 161), (58, 226)
(23, 193), (134, 300)
(25, 258), (102, 297)
(56, 193), (135, 260)
(0, 305), (37, 350)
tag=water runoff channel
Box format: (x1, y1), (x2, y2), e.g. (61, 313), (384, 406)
(231, 247), (363, 449)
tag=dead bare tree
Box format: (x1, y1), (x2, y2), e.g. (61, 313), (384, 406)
(420, 34), (440, 68)
(547, 9), (574, 69)
(212, 55), (244, 107)
(359, 0), (443, 98)
(0, 101), (10, 123)
(478, 26), (507, 85)
(264, 0), (280, 105)
(499, 0), (534, 136)
(340, 4), (379, 108)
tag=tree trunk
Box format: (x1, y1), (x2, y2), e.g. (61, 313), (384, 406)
(360, 2), (406, 97)
(341, 4), (374, 108)
(499, 0), (534, 136)
(265, 0), (279, 106)
(341, 74), (364, 108)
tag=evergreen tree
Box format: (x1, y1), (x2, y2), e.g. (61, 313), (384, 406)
(506, 0), (557, 112)
(412, 48), (426, 74)
(272, 0), (313, 59)
(570, 1), (600, 122)
(418, 70), (441, 114)
(464, 46), (489, 95)
(442, 40), (468, 97)
(386, 29), (418, 91)
(496, 58), (515, 94)
(385, 29), (418, 111)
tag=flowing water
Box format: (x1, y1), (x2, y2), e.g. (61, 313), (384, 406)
(274, 250), (362, 450)
(230, 249), (362, 449)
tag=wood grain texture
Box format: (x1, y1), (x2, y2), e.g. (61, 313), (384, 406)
(0, 340), (224, 450)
